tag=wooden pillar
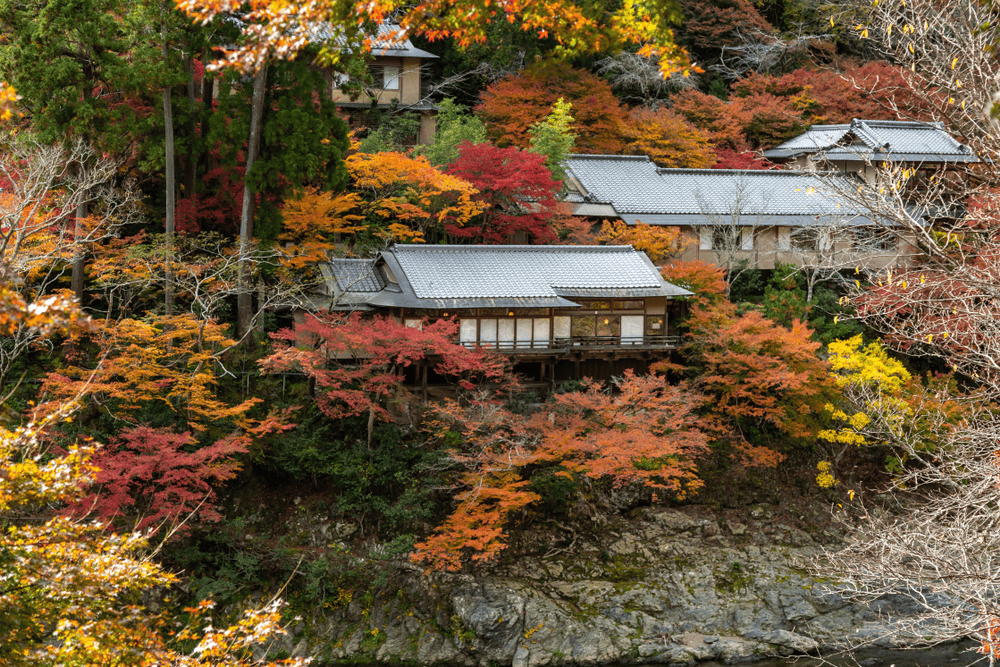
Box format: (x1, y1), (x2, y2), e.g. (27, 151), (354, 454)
(548, 362), (556, 396)
(421, 364), (428, 403)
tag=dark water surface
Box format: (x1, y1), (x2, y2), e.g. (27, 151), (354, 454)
(691, 642), (983, 667)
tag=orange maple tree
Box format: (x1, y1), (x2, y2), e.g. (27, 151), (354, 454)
(343, 149), (483, 243)
(277, 186), (365, 269)
(412, 371), (711, 571)
(621, 107), (717, 168)
(660, 259), (728, 309)
(659, 298), (836, 458)
(0, 262), (303, 667)
(476, 61), (630, 154)
(45, 314), (255, 429)
(175, 0), (690, 76)
(597, 220), (689, 263)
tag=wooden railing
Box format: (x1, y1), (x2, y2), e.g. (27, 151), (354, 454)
(459, 335), (682, 352)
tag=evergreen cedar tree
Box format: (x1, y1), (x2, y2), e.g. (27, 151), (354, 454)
(445, 142), (563, 244)
(0, 268), (304, 667)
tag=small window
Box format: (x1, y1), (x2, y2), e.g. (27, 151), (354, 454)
(367, 65), (399, 90)
(383, 66), (400, 90)
(612, 300), (645, 310)
(791, 228), (820, 252)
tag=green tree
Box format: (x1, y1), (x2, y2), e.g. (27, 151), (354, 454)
(528, 97), (576, 181)
(414, 99), (487, 166)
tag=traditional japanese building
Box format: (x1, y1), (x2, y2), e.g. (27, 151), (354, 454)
(762, 119), (977, 178)
(316, 244), (693, 389)
(563, 154), (920, 272)
(312, 22), (440, 145)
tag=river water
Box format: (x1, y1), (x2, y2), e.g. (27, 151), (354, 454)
(689, 642), (983, 667)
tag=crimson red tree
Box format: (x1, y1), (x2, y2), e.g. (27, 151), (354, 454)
(65, 427), (246, 531)
(445, 142), (566, 244)
(261, 312), (510, 443)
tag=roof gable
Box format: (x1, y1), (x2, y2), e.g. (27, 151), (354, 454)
(308, 22), (439, 59)
(763, 119), (975, 162)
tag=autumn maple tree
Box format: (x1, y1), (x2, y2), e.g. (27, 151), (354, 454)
(659, 259), (729, 310)
(175, 0), (690, 76)
(412, 371), (712, 571)
(658, 296), (836, 459)
(0, 263), (303, 666)
(475, 61), (629, 154)
(261, 312), (510, 444)
(444, 142), (566, 244)
(344, 148), (482, 243)
(597, 220), (688, 263)
(621, 107), (716, 169)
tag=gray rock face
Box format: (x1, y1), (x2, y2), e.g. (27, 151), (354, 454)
(277, 506), (921, 666)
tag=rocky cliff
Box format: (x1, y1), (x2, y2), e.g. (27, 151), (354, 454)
(265, 503), (900, 665)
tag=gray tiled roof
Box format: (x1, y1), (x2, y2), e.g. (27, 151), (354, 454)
(321, 245), (691, 310)
(763, 119), (976, 162)
(327, 258), (384, 292)
(389, 245), (690, 299)
(308, 22), (439, 59)
(564, 155), (873, 224)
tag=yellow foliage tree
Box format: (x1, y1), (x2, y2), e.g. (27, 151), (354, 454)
(277, 186), (365, 269)
(0, 266), (302, 667)
(345, 149), (484, 243)
(816, 335), (969, 488)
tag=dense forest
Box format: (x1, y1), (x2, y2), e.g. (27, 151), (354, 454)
(4, 0), (1000, 663)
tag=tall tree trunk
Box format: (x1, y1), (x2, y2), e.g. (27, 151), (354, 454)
(182, 51), (197, 199)
(199, 50), (214, 177)
(162, 18), (175, 319)
(237, 64), (267, 343)
(71, 87), (92, 301)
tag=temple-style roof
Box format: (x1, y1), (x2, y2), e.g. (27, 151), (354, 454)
(762, 119), (976, 163)
(322, 245), (691, 310)
(564, 155), (883, 226)
(308, 22), (439, 59)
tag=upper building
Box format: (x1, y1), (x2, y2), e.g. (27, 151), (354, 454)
(762, 119), (977, 180)
(563, 154), (917, 271)
(312, 23), (440, 145)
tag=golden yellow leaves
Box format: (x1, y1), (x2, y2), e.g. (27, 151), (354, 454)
(0, 82), (19, 122)
(816, 460), (838, 488)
